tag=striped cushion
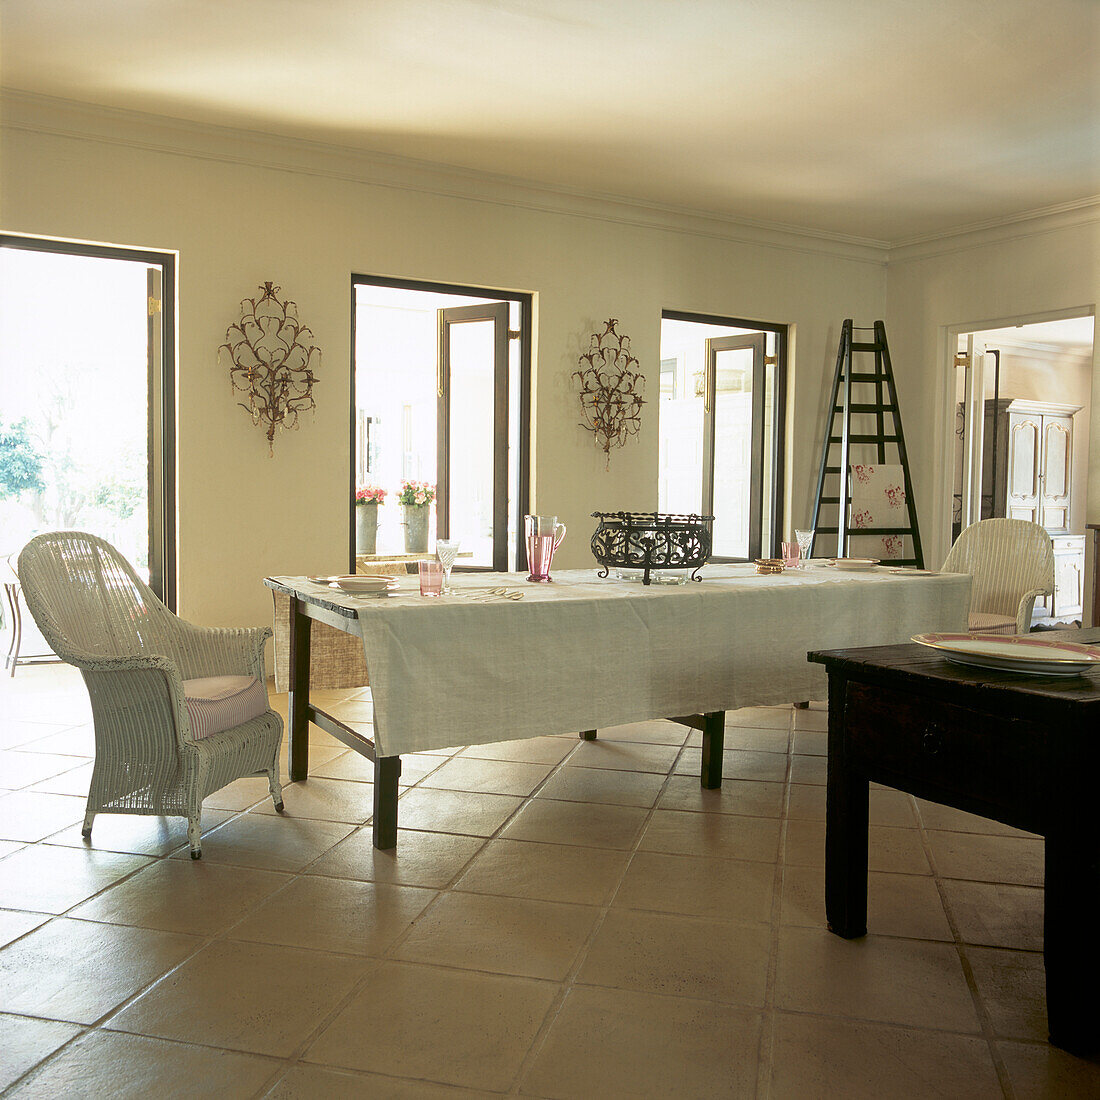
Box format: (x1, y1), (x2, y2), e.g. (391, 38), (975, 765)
(967, 611), (1018, 635)
(182, 675), (268, 739)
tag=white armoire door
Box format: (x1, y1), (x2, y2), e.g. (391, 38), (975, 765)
(1039, 414), (1073, 533)
(1006, 410), (1042, 524)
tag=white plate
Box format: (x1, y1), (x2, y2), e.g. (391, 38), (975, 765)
(912, 632), (1100, 677)
(314, 575), (397, 594)
(830, 558), (879, 572)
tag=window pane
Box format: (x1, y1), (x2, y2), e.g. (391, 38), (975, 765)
(447, 319), (495, 566)
(712, 346), (755, 558)
(0, 248), (151, 577)
(506, 301), (521, 571)
(760, 333), (777, 554)
(658, 356), (704, 515)
(354, 300), (437, 555)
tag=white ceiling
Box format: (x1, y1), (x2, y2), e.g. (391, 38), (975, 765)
(2, 0), (1098, 243)
(966, 316), (1095, 351)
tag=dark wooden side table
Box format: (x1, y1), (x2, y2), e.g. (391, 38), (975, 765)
(1086, 523), (1100, 626)
(809, 635), (1100, 1056)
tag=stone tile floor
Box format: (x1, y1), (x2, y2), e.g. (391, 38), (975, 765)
(1, 664), (1098, 1097)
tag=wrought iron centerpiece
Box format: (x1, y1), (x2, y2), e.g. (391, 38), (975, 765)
(219, 281), (320, 455)
(590, 511), (715, 585)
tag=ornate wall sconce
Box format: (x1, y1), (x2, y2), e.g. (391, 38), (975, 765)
(219, 282), (320, 454)
(573, 318), (645, 468)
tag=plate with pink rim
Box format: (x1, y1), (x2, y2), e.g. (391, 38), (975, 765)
(911, 632), (1100, 677)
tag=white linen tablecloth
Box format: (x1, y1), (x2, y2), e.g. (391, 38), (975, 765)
(280, 565), (970, 756)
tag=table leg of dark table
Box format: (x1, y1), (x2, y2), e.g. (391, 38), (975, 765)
(287, 596), (311, 782)
(824, 673), (869, 938)
(1044, 827), (1100, 1055)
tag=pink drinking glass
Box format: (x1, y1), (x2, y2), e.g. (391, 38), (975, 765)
(781, 541), (800, 569)
(525, 515), (566, 582)
(418, 559), (444, 596)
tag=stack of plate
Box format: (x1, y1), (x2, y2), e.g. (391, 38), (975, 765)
(754, 558), (784, 575)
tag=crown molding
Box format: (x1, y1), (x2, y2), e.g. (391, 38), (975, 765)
(1, 90), (895, 263)
(6, 90), (1096, 267)
(888, 194), (1100, 263)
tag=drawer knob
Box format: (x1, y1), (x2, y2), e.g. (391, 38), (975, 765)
(922, 727), (944, 756)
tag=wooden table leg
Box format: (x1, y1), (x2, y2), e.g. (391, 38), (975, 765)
(579, 730), (597, 740)
(700, 711), (724, 789)
(373, 756), (401, 849)
(824, 672), (869, 938)
(1044, 827), (1100, 1054)
(287, 595), (311, 782)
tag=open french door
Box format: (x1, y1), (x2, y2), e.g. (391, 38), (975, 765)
(437, 302), (509, 571)
(959, 335), (992, 530)
(702, 333), (766, 560)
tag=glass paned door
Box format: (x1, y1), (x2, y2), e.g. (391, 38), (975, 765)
(960, 335), (989, 529)
(0, 239), (175, 604)
(438, 303), (509, 569)
(704, 335), (766, 558)
(660, 313), (784, 561)
(352, 280), (526, 573)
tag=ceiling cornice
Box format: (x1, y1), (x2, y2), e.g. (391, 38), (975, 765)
(4, 91), (1097, 268)
(1, 90), (893, 263)
(887, 194), (1100, 264)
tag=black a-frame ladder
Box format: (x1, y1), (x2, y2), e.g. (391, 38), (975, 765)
(808, 319), (924, 568)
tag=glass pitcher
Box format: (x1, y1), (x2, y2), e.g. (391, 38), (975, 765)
(524, 515), (566, 582)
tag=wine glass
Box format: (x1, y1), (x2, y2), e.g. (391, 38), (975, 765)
(795, 529), (814, 568)
(435, 539), (460, 594)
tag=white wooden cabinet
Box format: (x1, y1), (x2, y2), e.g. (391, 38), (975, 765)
(1037, 534), (1086, 623)
(954, 398), (1084, 624)
(1004, 401), (1078, 534)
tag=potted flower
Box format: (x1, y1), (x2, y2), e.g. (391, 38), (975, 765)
(354, 486), (386, 556)
(397, 480), (435, 553)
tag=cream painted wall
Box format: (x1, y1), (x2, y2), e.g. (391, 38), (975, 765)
(1, 120), (886, 635)
(886, 218), (1100, 614)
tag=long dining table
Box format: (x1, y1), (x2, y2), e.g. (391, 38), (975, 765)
(265, 564), (970, 848)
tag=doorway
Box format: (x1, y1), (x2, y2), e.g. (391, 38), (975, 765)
(951, 313), (1095, 625)
(0, 236), (176, 605)
(351, 277), (530, 572)
(658, 312), (786, 561)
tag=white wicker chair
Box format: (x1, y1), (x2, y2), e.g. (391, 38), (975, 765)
(17, 531), (283, 858)
(942, 518), (1055, 635)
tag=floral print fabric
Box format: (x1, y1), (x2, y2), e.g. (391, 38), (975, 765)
(849, 464), (907, 559)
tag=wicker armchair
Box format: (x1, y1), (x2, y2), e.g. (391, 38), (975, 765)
(17, 531), (283, 858)
(943, 518), (1055, 634)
